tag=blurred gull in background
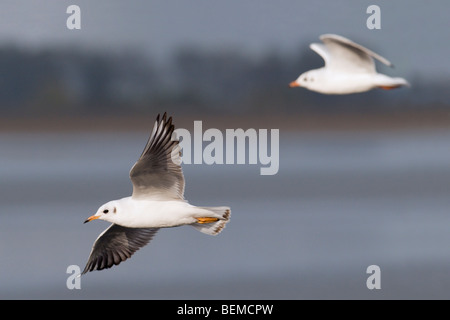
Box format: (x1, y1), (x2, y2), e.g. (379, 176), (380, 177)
(289, 34), (409, 94)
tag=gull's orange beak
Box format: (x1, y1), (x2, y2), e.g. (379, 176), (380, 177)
(84, 215), (99, 224)
(289, 81), (300, 88)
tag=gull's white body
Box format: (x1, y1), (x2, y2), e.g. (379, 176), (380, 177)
(101, 197), (226, 229)
(290, 34), (409, 94)
(300, 70), (407, 95)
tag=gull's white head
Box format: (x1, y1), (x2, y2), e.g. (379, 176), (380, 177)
(289, 69), (323, 91)
(84, 201), (119, 224)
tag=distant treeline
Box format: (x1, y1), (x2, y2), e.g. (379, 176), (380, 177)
(0, 45), (448, 117)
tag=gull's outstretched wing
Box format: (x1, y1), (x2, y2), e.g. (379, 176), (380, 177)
(129, 113), (185, 200)
(82, 224), (159, 274)
(312, 34), (393, 74)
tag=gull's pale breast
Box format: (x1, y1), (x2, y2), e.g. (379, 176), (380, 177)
(115, 197), (198, 228)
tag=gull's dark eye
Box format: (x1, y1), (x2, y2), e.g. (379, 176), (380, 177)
(303, 77), (308, 82)
(103, 209), (109, 214)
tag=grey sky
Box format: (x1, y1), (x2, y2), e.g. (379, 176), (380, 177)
(0, 1), (448, 80)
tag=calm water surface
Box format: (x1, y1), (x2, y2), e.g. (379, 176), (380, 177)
(1, 129), (450, 299)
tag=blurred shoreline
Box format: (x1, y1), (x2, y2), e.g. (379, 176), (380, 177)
(1, 109), (449, 133)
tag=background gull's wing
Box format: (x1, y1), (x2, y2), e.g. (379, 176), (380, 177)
(318, 34), (393, 74)
(82, 224), (159, 274)
(129, 113), (185, 200)
(309, 42), (332, 66)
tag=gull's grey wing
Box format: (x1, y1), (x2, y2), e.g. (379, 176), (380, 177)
(129, 112), (185, 200)
(309, 42), (332, 66)
(315, 34), (393, 74)
(82, 224), (159, 274)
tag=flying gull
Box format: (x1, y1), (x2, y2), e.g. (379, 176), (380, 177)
(82, 113), (231, 274)
(289, 34), (409, 94)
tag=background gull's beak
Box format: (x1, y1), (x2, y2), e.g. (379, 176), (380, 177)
(289, 81), (300, 87)
(84, 215), (99, 224)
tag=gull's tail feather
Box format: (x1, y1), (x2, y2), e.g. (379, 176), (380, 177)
(375, 75), (410, 90)
(191, 207), (231, 235)
(384, 77), (410, 88)
(395, 77), (410, 87)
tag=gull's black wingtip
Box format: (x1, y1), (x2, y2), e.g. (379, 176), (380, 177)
(156, 112), (170, 123)
(157, 112), (173, 127)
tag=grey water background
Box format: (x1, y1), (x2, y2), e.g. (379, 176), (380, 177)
(1, 128), (450, 299)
